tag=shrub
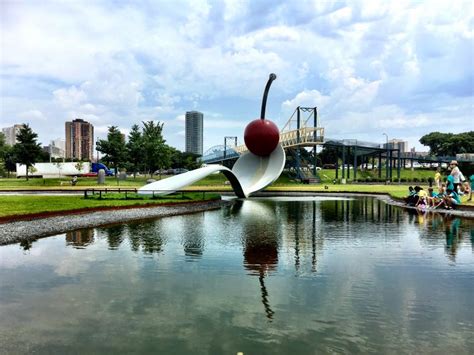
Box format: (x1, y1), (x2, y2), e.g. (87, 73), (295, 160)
(413, 177), (419, 182)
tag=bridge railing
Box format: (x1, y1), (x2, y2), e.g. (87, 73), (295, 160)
(234, 127), (325, 154)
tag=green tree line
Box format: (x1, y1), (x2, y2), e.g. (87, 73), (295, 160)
(0, 121), (200, 179)
(94, 121), (200, 177)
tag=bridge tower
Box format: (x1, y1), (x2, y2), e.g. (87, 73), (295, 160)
(281, 107), (321, 183)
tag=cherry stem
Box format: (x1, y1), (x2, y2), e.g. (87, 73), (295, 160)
(260, 73), (277, 120)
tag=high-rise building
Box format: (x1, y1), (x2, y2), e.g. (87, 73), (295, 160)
(65, 119), (94, 160)
(185, 111), (203, 155)
(1, 124), (25, 146)
(384, 139), (408, 153)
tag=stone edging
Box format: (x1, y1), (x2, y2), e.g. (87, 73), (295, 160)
(0, 200), (230, 246)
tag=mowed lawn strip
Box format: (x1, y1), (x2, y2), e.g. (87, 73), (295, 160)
(0, 193), (220, 218)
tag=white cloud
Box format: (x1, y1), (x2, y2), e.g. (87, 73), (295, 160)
(18, 109), (45, 120)
(1, 0), (472, 151)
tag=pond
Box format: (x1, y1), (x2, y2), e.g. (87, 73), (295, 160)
(1, 196), (473, 354)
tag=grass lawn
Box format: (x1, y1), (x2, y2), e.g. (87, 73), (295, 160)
(0, 168), (439, 189)
(0, 192), (220, 218)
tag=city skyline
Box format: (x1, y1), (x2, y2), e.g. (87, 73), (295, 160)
(1, 1), (472, 152)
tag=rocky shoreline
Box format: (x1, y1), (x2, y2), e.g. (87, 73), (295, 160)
(0, 200), (229, 246)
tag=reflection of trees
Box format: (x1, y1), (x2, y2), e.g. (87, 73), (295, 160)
(20, 239), (33, 251)
(127, 221), (164, 255)
(104, 225), (125, 250)
(66, 229), (94, 248)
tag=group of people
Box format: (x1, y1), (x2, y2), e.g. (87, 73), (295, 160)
(405, 160), (473, 210)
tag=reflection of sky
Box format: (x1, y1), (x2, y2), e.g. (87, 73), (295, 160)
(0, 197), (473, 354)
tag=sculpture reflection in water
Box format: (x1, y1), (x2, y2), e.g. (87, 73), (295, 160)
(233, 200), (279, 321)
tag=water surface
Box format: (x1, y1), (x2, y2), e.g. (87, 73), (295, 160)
(1, 197), (473, 354)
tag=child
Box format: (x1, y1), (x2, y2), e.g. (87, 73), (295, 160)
(434, 167), (442, 189)
(415, 187), (428, 209)
(432, 184), (446, 209)
(469, 174), (474, 202)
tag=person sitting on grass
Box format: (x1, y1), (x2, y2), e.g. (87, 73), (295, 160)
(426, 187), (436, 207)
(460, 180), (470, 196)
(405, 186), (418, 206)
(71, 176), (78, 186)
(469, 174), (474, 202)
(432, 185), (447, 209)
(443, 188), (461, 210)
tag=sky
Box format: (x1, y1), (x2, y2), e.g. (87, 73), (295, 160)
(1, 0), (473, 153)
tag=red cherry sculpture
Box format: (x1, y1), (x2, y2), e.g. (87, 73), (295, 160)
(244, 73), (279, 156)
(244, 119), (279, 156)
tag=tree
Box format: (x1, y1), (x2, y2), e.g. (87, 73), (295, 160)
(142, 121), (169, 177)
(12, 124), (43, 180)
(419, 131), (474, 156)
(0, 133), (6, 176)
(126, 124), (144, 178)
(0, 132), (6, 158)
(172, 151), (200, 170)
(3, 146), (16, 177)
(96, 126), (127, 176)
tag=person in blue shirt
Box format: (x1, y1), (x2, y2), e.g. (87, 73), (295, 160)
(446, 175), (455, 191)
(443, 188), (461, 209)
(468, 174), (474, 202)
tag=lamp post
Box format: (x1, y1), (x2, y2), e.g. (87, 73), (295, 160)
(383, 133), (388, 180)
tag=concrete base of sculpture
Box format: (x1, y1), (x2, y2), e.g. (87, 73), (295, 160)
(138, 144), (286, 198)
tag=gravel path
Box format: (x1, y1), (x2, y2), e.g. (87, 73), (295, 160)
(0, 200), (229, 245)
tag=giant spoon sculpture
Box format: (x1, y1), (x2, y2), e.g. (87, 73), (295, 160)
(138, 73), (285, 198)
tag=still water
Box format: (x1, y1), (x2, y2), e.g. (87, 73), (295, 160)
(1, 196), (473, 354)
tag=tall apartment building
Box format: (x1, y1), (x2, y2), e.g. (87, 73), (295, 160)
(1, 124), (25, 145)
(65, 119), (94, 160)
(384, 139), (408, 153)
(185, 111), (203, 156)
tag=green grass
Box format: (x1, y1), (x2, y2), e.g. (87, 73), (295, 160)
(0, 169), (439, 188)
(0, 192), (220, 218)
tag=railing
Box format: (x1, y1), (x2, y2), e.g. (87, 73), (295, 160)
(234, 127), (325, 154)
